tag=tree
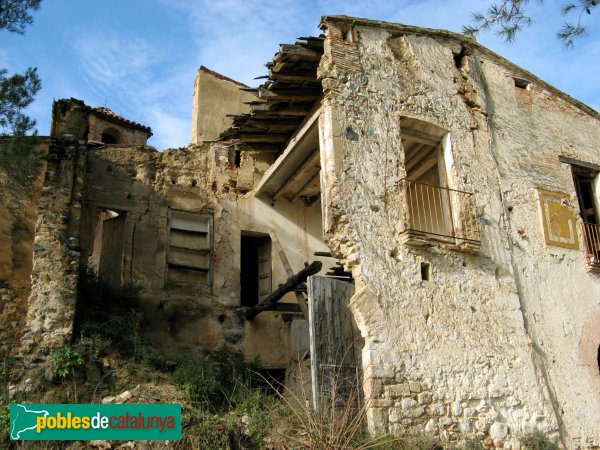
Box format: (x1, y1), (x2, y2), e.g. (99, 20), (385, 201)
(0, 67), (41, 135)
(0, 0), (42, 136)
(0, 0), (41, 34)
(463, 0), (598, 48)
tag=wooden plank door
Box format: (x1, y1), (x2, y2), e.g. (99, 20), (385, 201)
(308, 275), (362, 414)
(257, 238), (272, 302)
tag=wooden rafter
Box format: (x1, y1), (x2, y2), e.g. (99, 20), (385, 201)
(219, 35), (324, 154)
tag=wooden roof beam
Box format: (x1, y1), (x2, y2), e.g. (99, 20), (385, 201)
(400, 129), (440, 146)
(277, 44), (322, 61)
(239, 133), (289, 143)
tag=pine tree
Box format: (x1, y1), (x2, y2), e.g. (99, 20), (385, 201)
(0, 0), (42, 136)
(463, 0), (597, 48)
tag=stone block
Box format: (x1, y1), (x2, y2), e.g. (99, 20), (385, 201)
(367, 407), (388, 432)
(489, 422), (508, 440)
(409, 381), (422, 393)
(418, 392), (432, 404)
(386, 383), (410, 397)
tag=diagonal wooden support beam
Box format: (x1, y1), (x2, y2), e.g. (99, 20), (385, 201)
(269, 231), (310, 320)
(245, 261), (321, 320)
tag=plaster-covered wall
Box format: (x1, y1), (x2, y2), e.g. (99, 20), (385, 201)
(80, 141), (329, 369)
(190, 67), (256, 144)
(318, 18), (600, 448)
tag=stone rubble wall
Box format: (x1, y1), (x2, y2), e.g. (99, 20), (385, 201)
(0, 138), (48, 355)
(20, 134), (87, 373)
(87, 114), (149, 146)
(76, 140), (327, 370)
(316, 20), (600, 447)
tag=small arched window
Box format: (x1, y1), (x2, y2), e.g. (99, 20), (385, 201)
(101, 127), (122, 144)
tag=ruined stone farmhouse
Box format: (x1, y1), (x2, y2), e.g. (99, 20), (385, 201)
(1, 15), (599, 448)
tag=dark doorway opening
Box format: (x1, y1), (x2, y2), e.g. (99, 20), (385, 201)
(240, 233), (271, 307)
(597, 344), (600, 375)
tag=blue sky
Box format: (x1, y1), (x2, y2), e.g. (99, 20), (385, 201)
(2, 0), (599, 149)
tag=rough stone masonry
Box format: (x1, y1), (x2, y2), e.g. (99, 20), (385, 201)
(2, 15), (599, 450)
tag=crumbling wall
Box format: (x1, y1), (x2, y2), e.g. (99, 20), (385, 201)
(317, 20), (582, 447)
(20, 131), (87, 371)
(208, 142), (331, 367)
(0, 137), (48, 355)
(87, 114), (149, 145)
(478, 59), (600, 448)
(190, 67), (256, 144)
(78, 139), (328, 370)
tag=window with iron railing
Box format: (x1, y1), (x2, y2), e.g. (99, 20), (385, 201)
(572, 165), (600, 270)
(399, 178), (480, 246)
(398, 118), (480, 249)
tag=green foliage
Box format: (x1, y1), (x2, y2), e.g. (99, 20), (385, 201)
(0, 67), (41, 135)
(463, 0), (597, 48)
(74, 268), (141, 357)
(0, 136), (43, 185)
(172, 351), (259, 411)
(0, 347), (15, 446)
(463, 0), (533, 43)
(52, 344), (85, 379)
(0, 0), (41, 34)
(521, 431), (558, 450)
(173, 357), (221, 408)
(0, 1), (42, 137)
(461, 438), (485, 450)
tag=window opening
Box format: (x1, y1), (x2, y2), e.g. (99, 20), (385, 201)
(240, 233), (271, 307)
(399, 118), (479, 246)
(420, 262), (431, 281)
(166, 211), (212, 285)
(573, 168), (597, 224)
(89, 209), (125, 289)
(572, 166), (600, 267)
(402, 120), (453, 241)
(101, 128), (122, 144)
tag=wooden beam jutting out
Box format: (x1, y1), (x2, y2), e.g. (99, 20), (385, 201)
(219, 35), (325, 155)
(245, 261), (322, 320)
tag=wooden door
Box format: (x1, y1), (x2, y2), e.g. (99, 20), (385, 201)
(257, 238), (272, 302)
(308, 275), (362, 414)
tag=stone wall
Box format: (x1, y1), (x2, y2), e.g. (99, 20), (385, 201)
(0, 137), (48, 355)
(78, 140), (329, 370)
(20, 132), (87, 370)
(318, 18), (600, 448)
(87, 114), (149, 145)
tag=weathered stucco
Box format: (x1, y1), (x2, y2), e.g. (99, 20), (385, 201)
(318, 17), (600, 448)
(190, 66), (256, 144)
(5, 15), (600, 449)
(0, 138), (48, 354)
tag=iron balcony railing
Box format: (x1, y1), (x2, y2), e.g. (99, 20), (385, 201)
(398, 178), (480, 245)
(581, 222), (600, 269)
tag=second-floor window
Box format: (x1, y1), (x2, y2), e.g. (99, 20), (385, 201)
(572, 165), (600, 267)
(399, 118), (479, 248)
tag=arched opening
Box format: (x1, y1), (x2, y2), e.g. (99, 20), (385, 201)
(597, 344), (600, 375)
(101, 127), (122, 144)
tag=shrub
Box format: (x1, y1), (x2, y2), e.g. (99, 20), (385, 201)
(52, 345), (85, 379)
(522, 431), (558, 450)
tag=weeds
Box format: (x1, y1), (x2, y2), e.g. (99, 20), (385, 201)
(521, 431), (558, 450)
